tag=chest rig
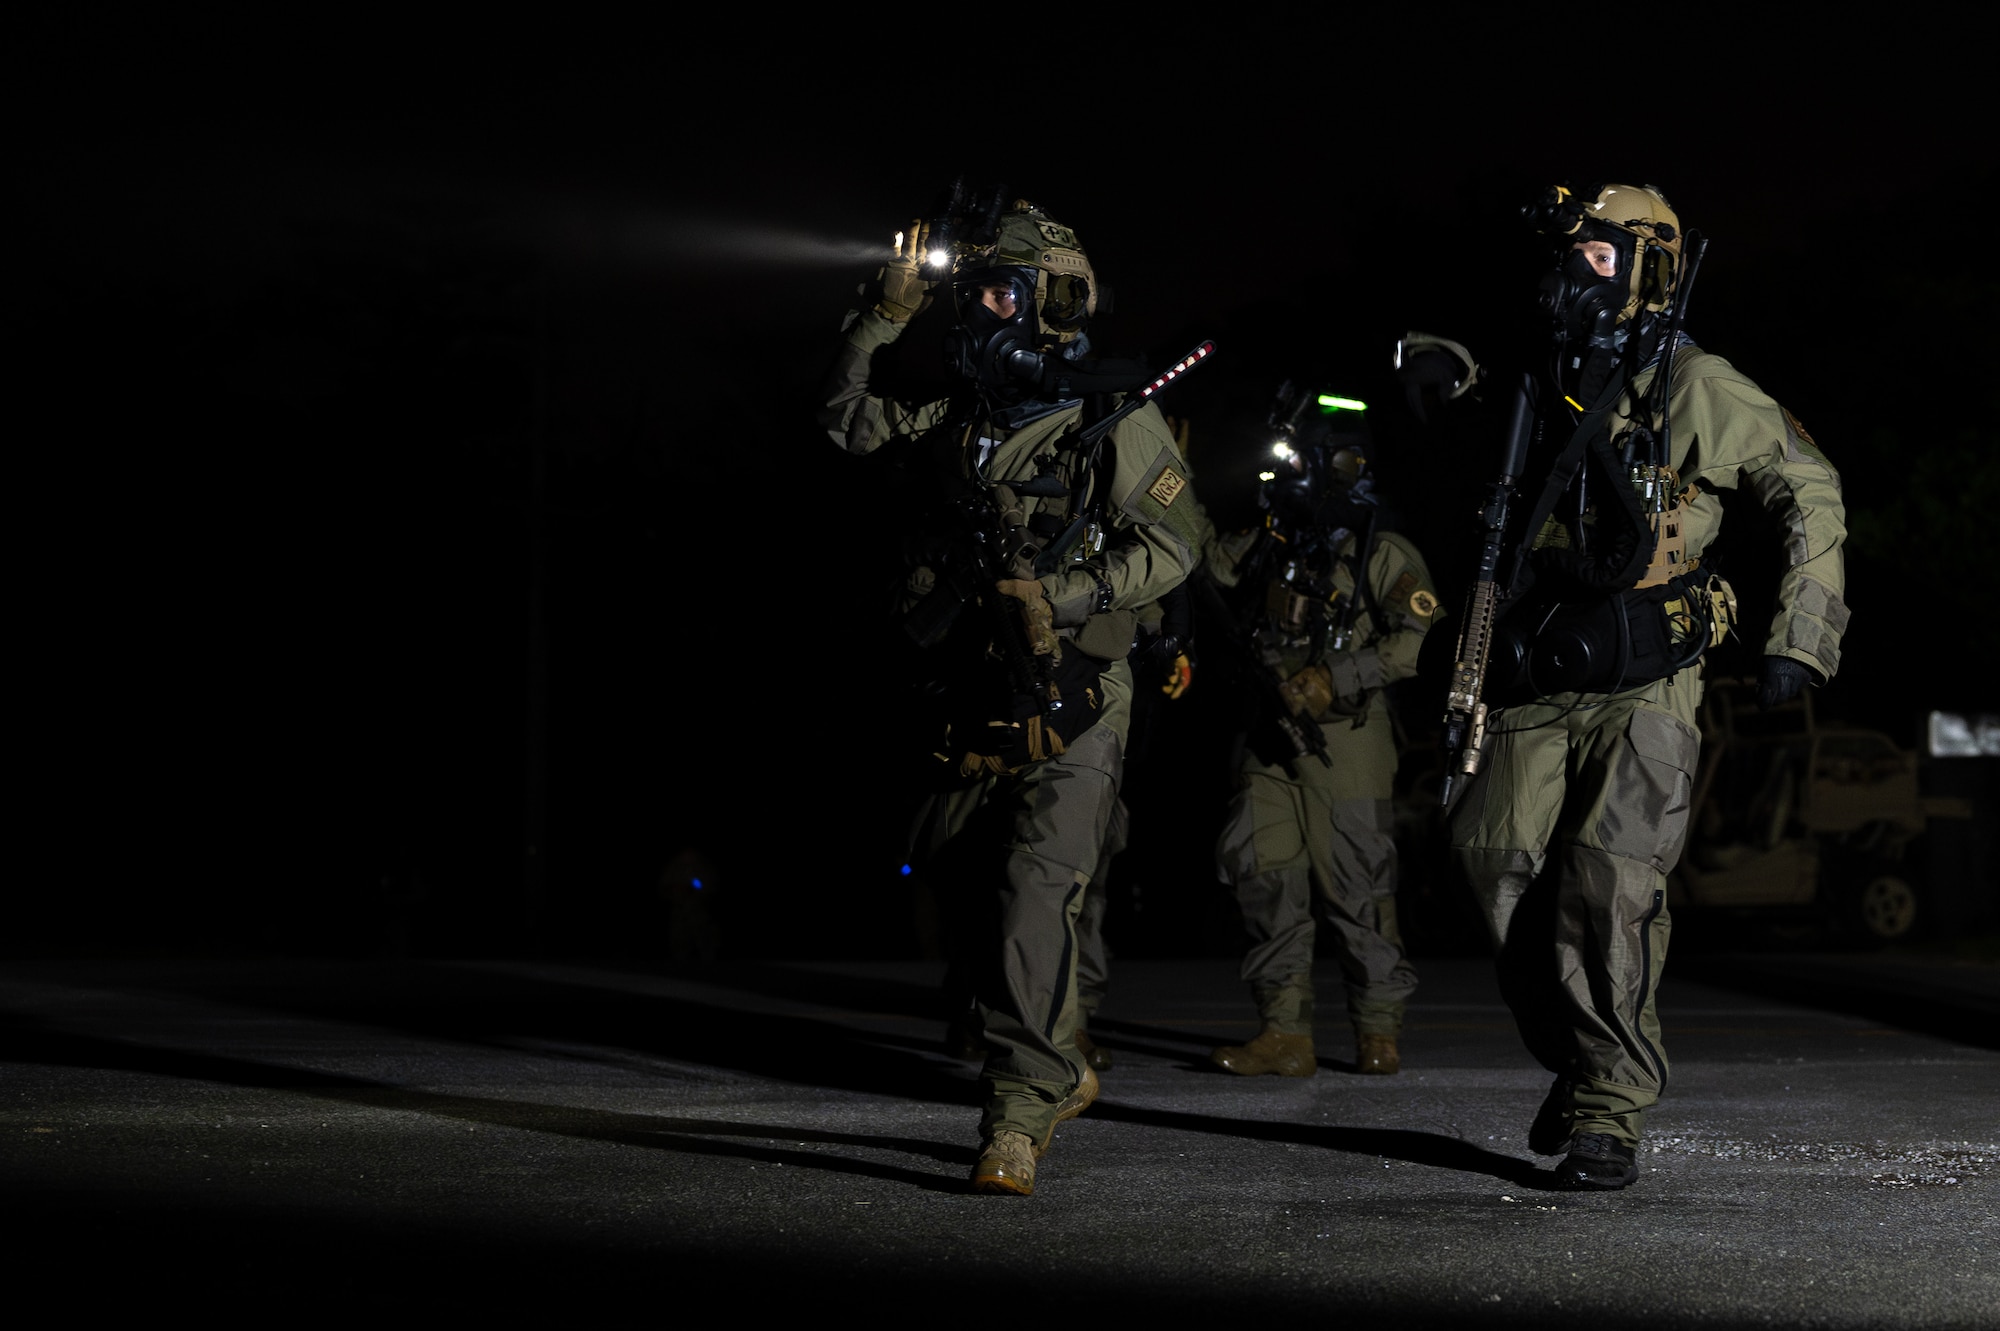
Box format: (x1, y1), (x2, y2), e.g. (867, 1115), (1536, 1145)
(896, 394), (1124, 783)
(1251, 523), (1384, 670)
(1489, 338), (1734, 700)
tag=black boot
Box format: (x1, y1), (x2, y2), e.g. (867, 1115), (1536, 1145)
(1557, 1133), (1638, 1190)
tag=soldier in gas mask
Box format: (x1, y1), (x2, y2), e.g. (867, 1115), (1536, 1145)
(1201, 394), (1443, 1080)
(1425, 183), (1849, 1189)
(819, 194), (1206, 1195)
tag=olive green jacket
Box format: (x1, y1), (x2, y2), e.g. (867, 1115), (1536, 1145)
(1206, 524), (1443, 725)
(819, 308), (1204, 656)
(1617, 345), (1850, 680)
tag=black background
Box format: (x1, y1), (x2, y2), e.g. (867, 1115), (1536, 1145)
(21, 14), (1996, 960)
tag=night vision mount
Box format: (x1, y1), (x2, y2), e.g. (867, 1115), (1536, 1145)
(1522, 182), (1595, 238)
(923, 176), (1011, 272)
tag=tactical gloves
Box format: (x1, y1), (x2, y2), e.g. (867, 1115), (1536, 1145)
(1274, 647), (1385, 720)
(1137, 633), (1195, 699)
(1758, 655), (1812, 710)
(995, 579), (1059, 656)
(1276, 664), (1335, 719)
(870, 218), (935, 325)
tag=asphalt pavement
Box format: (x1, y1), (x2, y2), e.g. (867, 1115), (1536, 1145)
(3, 953), (1994, 1328)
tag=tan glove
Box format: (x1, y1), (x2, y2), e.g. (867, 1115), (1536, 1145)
(995, 578), (1059, 656)
(1275, 664), (1334, 719)
(872, 219), (935, 325)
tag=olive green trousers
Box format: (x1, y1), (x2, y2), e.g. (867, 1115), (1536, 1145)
(1449, 670), (1702, 1146)
(914, 661), (1130, 1142)
(1215, 706), (1415, 1037)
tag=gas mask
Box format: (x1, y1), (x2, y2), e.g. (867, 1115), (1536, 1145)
(939, 202), (1101, 409)
(1262, 440), (1374, 535)
(944, 264), (1047, 399)
(1538, 232), (1634, 352)
(1525, 183), (1684, 343)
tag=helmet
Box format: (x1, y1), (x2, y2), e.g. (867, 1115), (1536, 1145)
(945, 202), (1098, 400)
(1262, 384), (1375, 529)
(981, 203), (1097, 342)
(1527, 182), (1684, 323)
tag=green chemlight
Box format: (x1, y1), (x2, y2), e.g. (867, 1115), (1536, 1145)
(1318, 395), (1368, 413)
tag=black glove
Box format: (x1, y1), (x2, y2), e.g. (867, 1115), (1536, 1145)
(1758, 655), (1812, 710)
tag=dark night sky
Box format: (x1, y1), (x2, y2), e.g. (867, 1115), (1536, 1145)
(22, 15), (1996, 958)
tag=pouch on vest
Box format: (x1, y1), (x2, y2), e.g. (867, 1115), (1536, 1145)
(932, 644), (1109, 783)
(1490, 580), (1703, 702)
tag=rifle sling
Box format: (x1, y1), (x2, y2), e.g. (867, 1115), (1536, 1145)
(1511, 388), (1626, 589)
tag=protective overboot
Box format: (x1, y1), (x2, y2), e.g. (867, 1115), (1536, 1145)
(1353, 1032), (1400, 1075)
(970, 1130), (1037, 1195)
(1075, 1029), (1113, 1073)
(1528, 1077), (1574, 1156)
(1210, 1027), (1317, 1078)
(1556, 1133), (1639, 1190)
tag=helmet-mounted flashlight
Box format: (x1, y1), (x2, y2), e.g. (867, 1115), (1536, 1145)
(923, 175), (1010, 274)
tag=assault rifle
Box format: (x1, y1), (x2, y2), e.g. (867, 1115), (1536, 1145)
(901, 342), (1217, 717)
(1187, 555), (1332, 779)
(1437, 374), (1534, 806)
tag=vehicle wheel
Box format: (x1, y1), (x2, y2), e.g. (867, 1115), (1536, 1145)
(1846, 870), (1919, 945)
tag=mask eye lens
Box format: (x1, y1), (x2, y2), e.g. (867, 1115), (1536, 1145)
(955, 268), (1033, 324)
(1571, 241), (1619, 278)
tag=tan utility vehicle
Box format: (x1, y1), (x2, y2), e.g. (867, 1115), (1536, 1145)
(1669, 682), (1971, 944)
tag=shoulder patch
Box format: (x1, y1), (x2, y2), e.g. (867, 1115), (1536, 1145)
(1410, 589), (1439, 618)
(1782, 407), (1815, 448)
(1388, 570), (1419, 605)
(1148, 465), (1188, 508)
(1780, 405), (1835, 473)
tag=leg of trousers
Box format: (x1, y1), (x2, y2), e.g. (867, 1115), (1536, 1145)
(1074, 795), (1126, 1018)
(912, 662), (1129, 1142)
(1216, 711), (1416, 1036)
(1450, 672), (1700, 1142)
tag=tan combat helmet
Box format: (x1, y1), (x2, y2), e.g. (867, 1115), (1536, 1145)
(1585, 183), (1684, 321)
(982, 202), (1098, 344)
(1536, 182), (1685, 322)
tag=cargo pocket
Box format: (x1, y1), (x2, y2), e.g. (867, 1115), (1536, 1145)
(1601, 707), (1700, 871)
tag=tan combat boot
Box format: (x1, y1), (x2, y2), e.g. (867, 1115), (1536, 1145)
(1353, 1031), (1400, 1075)
(1210, 1027), (1317, 1077)
(970, 1131), (1037, 1195)
(1036, 1065), (1099, 1155)
(970, 1066), (1100, 1196)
